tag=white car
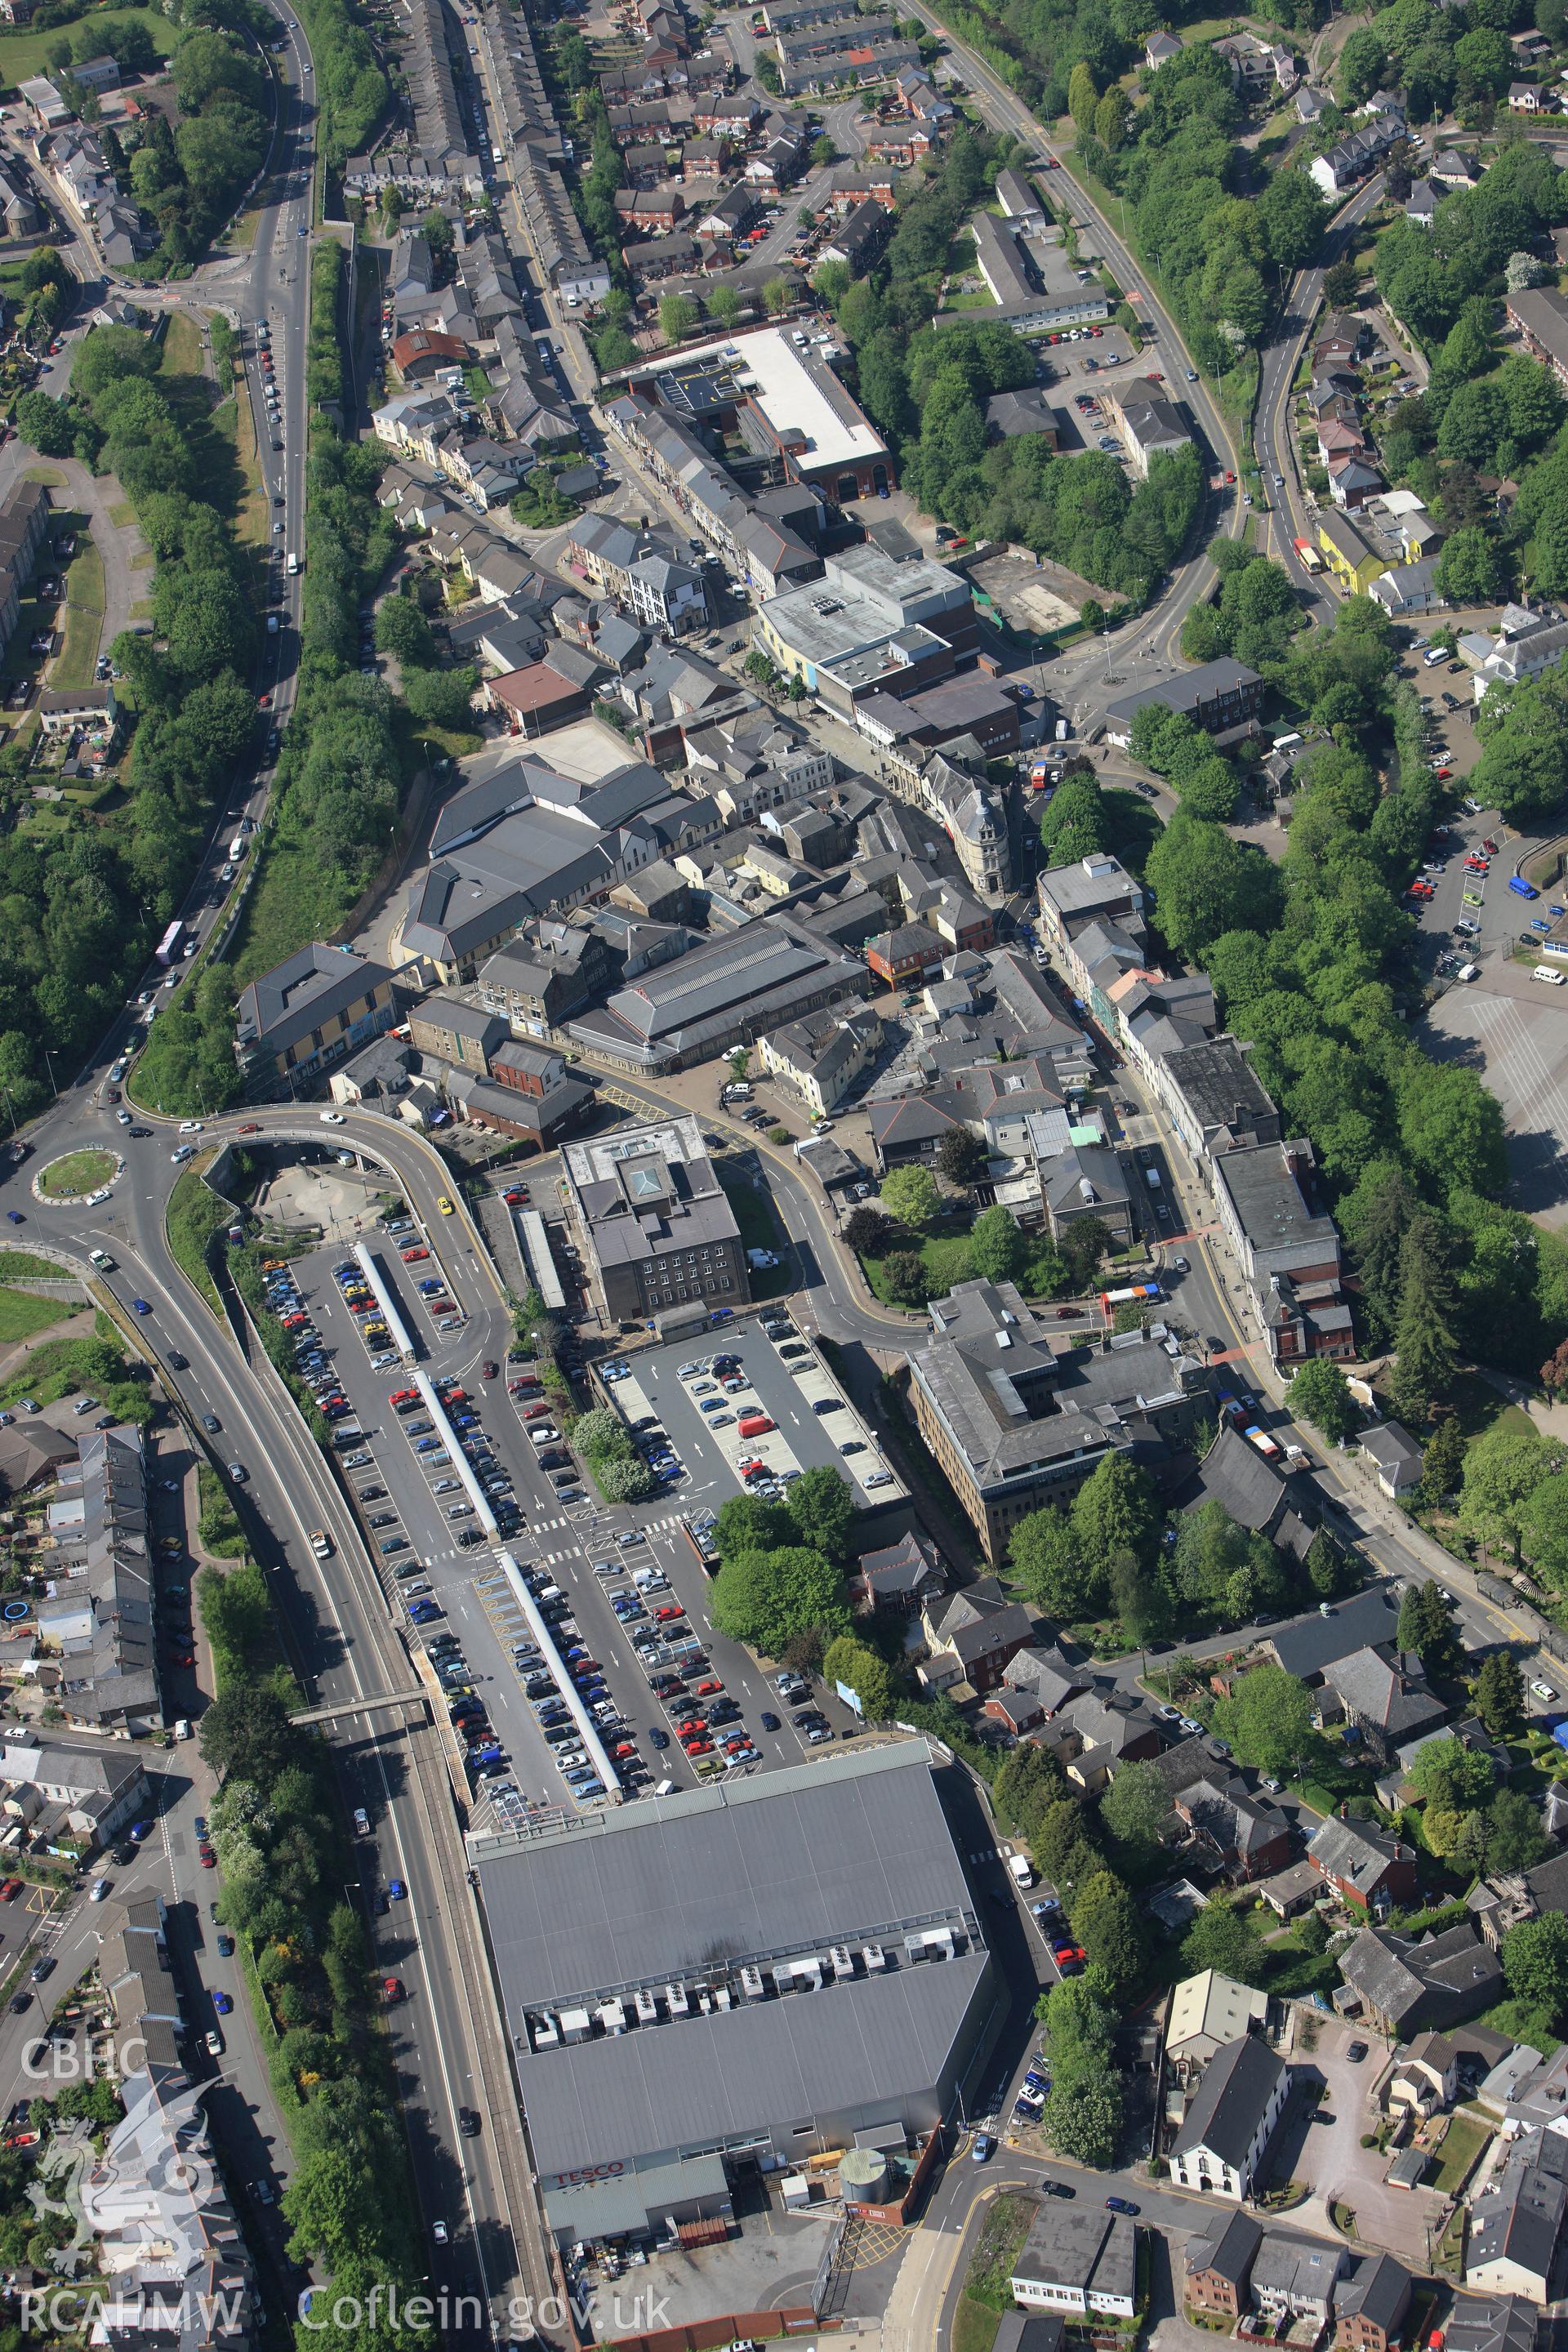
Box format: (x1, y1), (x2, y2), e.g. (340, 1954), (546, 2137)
(1531, 1680), (1557, 1703)
(178, 1119), (203, 1134)
(205, 2029), (224, 2056)
(319, 1110), (345, 1125)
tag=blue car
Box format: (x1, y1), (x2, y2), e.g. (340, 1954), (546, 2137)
(132, 1298), (152, 1316)
(389, 1879), (406, 1900)
(214, 1990), (234, 2015)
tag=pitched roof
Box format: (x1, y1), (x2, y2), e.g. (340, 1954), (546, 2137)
(1187, 2207), (1262, 2287)
(1308, 1815), (1412, 1895)
(1170, 2034), (1285, 2168)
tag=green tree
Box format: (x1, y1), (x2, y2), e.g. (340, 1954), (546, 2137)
(1391, 1212), (1460, 1423)
(880, 1165), (942, 1227)
(658, 293), (698, 345)
(822, 1635), (896, 1721)
(1396, 1579), (1449, 1662)
(969, 1204), (1025, 1281)
(374, 595), (436, 665)
(710, 1545), (850, 1655)
(1473, 1647), (1526, 1738)
(198, 1686), (300, 1783)
(1212, 1665), (1317, 1778)
(14, 391), (73, 457)
(1423, 1413), (1468, 1503)
(1068, 1868), (1144, 1989)
(881, 1249), (933, 1305)
(1098, 1758), (1167, 1860)
(784, 1465), (857, 1562)
(1179, 1898), (1265, 1985)
(1486, 1786), (1548, 1873)
(1040, 776), (1110, 865)
(707, 284), (742, 329)
(1502, 1911), (1568, 2021)
(1460, 1423), (1562, 1565)
(1009, 1506), (1102, 1619)
(1041, 2072), (1122, 2168)
(936, 1127), (987, 1187)
(763, 276), (794, 316)
(1286, 1361), (1358, 1446)
(1071, 1453), (1162, 1579)
(1409, 1734), (1496, 1812)
(1068, 59), (1100, 136)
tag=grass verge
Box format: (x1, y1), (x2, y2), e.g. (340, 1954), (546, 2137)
(0, 1250), (69, 1282)
(166, 1170), (229, 1316)
(37, 1147), (117, 1198)
(52, 538), (105, 691)
(0, 1287), (72, 1344)
(964, 2192), (1036, 2310)
(0, 7), (174, 83)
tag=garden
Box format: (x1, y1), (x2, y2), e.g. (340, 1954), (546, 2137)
(848, 1156), (1116, 1312)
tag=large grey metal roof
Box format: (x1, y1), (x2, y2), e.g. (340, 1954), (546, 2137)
(476, 1744), (987, 2175)
(519, 1953), (987, 2176)
(479, 1744), (972, 2007)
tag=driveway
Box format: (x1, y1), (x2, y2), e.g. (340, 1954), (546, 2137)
(1281, 2014), (1446, 2265)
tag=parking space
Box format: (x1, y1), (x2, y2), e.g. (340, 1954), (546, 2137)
(612, 1321), (906, 1508)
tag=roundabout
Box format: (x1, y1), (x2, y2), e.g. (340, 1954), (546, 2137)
(32, 1148), (122, 1205)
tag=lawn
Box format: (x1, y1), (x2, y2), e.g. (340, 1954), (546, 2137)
(952, 2300), (1001, 2352)
(158, 309), (204, 385)
(942, 289), (998, 311)
(1444, 1370), (1535, 1441)
(212, 390), (269, 550)
(862, 1211), (977, 1306)
(0, 1250), (68, 1283)
(0, 7), (176, 87)
(0, 1287), (72, 1345)
(1429, 2109), (1490, 2197)
(714, 1160), (790, 1298)
(37, 1147), (117, 1199)
(51, 538), (105, 690)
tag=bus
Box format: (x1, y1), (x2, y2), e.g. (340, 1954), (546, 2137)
(156, 920), (185, 967)
(1099, 1282), (1161, 1316)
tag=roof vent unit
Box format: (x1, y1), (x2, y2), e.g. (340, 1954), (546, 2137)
(830, 1944), (856, 1982)
(739, 1964), (768, 2002)
(665, 1981), (690, 2018)
(713, 1983), (733, 2011)
(862, 1943), (887, 1972)
(529, 2012), (559, 2051)
(559, 2006), (592, 2044)
(635, 1987), (659, 2026)
(597, 1998), (627, 2037)
(903, 1935), (930, 1964)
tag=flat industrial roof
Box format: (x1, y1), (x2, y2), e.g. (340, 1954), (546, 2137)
(636, 324), (887, 471)
(475, 1744), (986, 2176)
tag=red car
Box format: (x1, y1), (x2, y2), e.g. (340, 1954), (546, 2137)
(199, 1850), (216, 1869)
(168, 1650), (194, 1668)
(655, 1604), (684, 1622)
(390, 1388), (417, 1406)
(0, 1881), (21, 1902)
(523, 1402), (550, 1420)
(502, 1187), (528, 1205)
(238, 1121), (261, 1134)
(694, 1678), (723, 1696)
(401, 1246), (429, 1263)
(613, 1741), (637, 1759)
(1433, 764), (1452, 779)
(682, 1737), (712, 1755)
(1483, 837), (1499, 854)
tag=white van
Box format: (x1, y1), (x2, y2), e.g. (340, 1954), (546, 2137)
(1455, 962), (1479, 982)
(1423, 644), (1446, 666)
(653, 1779), (676, 1797)
(287, 552), (300, 575)
(229, 835), (246, 861)
(1534, 965), (1565, 984)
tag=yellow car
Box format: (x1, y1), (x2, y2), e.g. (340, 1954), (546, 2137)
(437, 1196), (454, 1215)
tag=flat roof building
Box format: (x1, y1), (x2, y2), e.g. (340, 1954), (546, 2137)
(472, 1740), (993, 2247)
(955, 214), (1111, 338)
(561, 1111), (748, 1325)
(755, 543), (977, 712)
(909, 1277), (1203, 1561)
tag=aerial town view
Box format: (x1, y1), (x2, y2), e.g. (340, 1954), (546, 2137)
(7, 0), (1568, 2349)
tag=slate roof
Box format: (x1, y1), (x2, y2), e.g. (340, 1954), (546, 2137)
(1468, 2126), (1568, 2292)
(1308, 1815), (1413, 1896)
(1170, 2033), (1285, 2168)
(1269, 1585), (1401, 1678)
(1327, 1648), (1446, 1741)
(1186, 2207), (1262, 2287)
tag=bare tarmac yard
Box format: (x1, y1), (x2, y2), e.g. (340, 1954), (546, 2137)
(1418, 973), (1568, 1224)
